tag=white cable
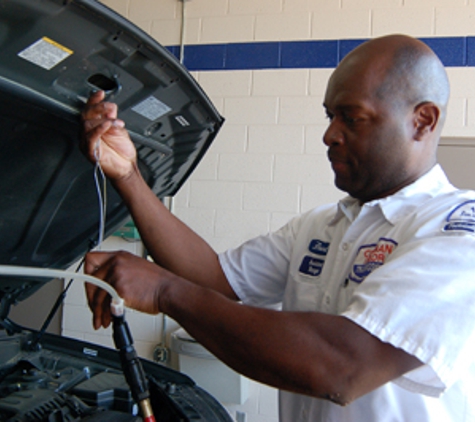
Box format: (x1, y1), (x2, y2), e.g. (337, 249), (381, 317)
(93, 141), (107, 249)
(0, 265), (124, 316)
(179, 0), (186, 64)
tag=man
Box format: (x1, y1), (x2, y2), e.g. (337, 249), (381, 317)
(81, 34), (475, 421)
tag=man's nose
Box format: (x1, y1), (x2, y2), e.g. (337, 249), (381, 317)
(323, 120), (344, 147)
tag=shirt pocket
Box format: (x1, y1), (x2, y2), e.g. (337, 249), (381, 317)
(283, 273), (325, 311)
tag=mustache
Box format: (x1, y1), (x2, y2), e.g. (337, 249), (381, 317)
(327, 150), (346, 163)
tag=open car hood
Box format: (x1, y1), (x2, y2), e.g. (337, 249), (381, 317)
(0, 0), (223, 309)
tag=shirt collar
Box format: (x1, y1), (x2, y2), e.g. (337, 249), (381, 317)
(330, 165), (455, 226)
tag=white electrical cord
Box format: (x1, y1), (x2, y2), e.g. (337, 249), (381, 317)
(0, 265), (124, 316)
(179, 0), (186, 64)
(93, 140), (107, 249)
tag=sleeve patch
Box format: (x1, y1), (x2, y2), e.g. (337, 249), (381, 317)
(444, 200), (475, 233)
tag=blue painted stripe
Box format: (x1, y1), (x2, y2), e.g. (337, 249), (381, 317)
(167, 36), (475, 71)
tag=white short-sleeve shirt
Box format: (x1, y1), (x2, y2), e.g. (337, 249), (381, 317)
(219, 165), (475, 422)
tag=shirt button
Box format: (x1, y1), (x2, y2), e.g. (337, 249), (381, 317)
(325, 295), (331, 305)
(341, 242), (349, 251)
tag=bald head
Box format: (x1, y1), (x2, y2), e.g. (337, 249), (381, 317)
(323, 34), (451, 201)
(336, 34), (450, 136)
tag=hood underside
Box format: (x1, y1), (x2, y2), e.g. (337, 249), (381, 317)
(0, 0), (223, 306)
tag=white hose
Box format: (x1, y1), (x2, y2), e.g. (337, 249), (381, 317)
(0, 265), (124, 316)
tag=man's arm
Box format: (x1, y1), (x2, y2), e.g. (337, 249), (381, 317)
(81, 91), (236, 299)
(85, 250), (422, 405)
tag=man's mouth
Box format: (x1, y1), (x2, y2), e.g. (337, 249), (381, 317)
(327, 152), (349, 174)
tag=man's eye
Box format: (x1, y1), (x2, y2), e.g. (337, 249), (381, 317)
(343, 115), (359, 125)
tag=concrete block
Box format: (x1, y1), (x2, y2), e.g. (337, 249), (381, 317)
(215, 209), (270, 239)
(224, 97), (279, 125)
(255, 13), (311, 41)
(311, 9), (371, 39)
(200, 15), (255, 43)
(406, 0), (466, 6)
(185, 0), (229, 17)
(189, 180), (243, 209)
(150, 19), (182, 46)
(372, 7), (434, 37)
(447, 68), (475, 98)
(243, 183), (300, 213)
(283, 0), (341, 12)
(229, 0), (282, 15)
(218, 153), (274, 182)
(199, 71), (252, 97)
(252, 69), (309, 97)
(435, 7), (475, 35)
(444, 97), (467, 128)
(278, 96), (324, 125)
(129, 0), (177, 21)
(274, 154), (330, 184)
(466, 98), (475, 127)
(342, 0), (402, 8)
(248, 125), (305, 154)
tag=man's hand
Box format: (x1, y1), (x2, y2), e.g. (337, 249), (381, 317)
(81, 90), (137, 181)
(84, 250), (170, 329)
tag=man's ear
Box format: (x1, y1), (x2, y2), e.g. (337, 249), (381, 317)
(413, 102), (440, 141)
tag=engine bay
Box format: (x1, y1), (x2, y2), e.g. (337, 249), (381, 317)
(0, 329), (231, 421)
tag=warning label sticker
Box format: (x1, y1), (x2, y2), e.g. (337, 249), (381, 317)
(132, 96), (171, 121)
(18, 37), (73, 70)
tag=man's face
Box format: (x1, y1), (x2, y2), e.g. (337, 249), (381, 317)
(323, 61), (414, 202)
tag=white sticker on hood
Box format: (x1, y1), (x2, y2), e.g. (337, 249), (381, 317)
(132, 96), (171, 121)
(18, 37), (73, 70)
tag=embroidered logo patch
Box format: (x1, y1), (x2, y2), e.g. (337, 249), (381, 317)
(444, 200), (475, 233)
(309, 239), (330, 256)
(349, 237), (398, 284)
(299, 256), (325, 276)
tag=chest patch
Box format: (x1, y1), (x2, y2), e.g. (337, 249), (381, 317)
(349, 237), (398, 284)
(309, 239), (330, 255)
(299, 256), (325, 276)
(298, 239), (330, 277)
(443, 200), (475, 233)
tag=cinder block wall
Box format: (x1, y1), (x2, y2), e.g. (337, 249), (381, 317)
(62, 0), (475, 420)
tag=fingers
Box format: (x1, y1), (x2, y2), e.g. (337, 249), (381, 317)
(84, 251), (116, 274)
(80, 90), (133, 176)
(85, 282), (111, 329)
(84, 251), (118, 329)
(83, 90), (117, 120)
(86, 90), (105, 106)
(81, 90), (124, 142)
(84, 251), (164, 328)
